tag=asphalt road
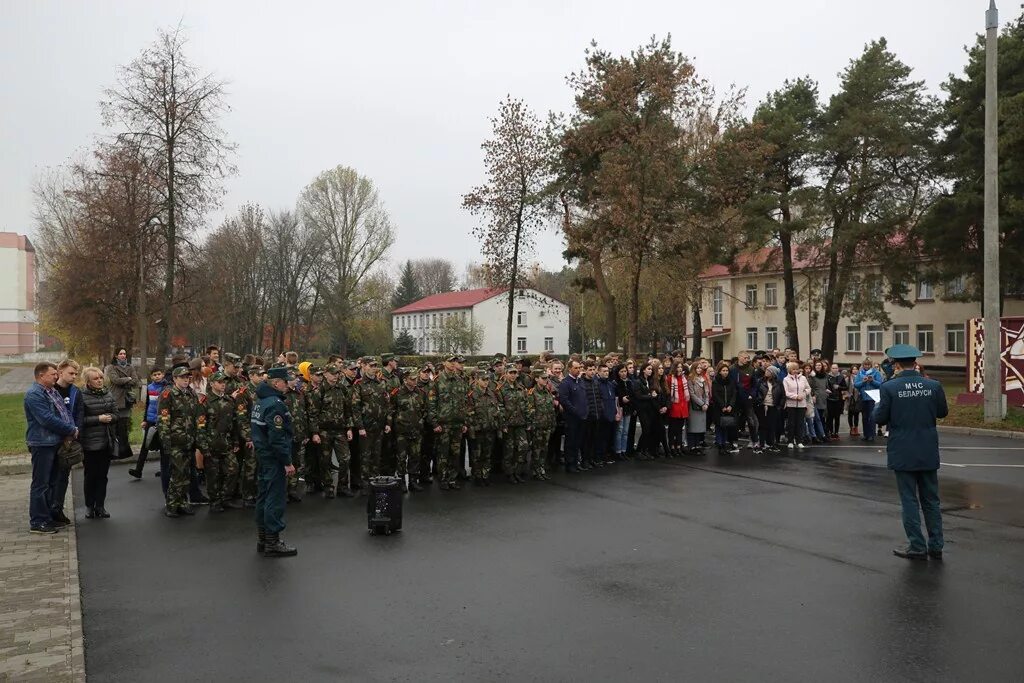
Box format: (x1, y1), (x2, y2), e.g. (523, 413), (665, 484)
(74, 433), (1024, 682)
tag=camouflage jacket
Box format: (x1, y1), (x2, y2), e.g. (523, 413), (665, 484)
(428, 369), (470, 427)
(234, 380), (262, 441)
(284, 389), (312, 443)
(390, 384), (426, 436)
(224, 373), (246, 398)
(498, 381), (531, 428)
(529, 385), (557, 430)
(197, 389), (245, 454)
(157, 385), (200, 451)
(355, 376), (390, 431)
(314, 379), (359, 432)
(381, 368), (401, 396)
(468, 384), (502, 432)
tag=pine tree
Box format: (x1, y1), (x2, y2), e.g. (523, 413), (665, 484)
(391, 260), (422, 310)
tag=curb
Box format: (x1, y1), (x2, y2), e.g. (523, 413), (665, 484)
(937, 425), (1024, 440)
(0, 453), (147, 476)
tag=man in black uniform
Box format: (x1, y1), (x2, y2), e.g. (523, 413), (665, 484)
(251, 367), (298, 558)
(874, 344), (949, 560)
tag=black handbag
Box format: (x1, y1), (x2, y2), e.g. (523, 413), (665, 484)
(718, 414), (738, 429)
(58, 438), (84, 470)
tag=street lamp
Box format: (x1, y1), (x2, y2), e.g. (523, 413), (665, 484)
(984, 0), (1005, 420)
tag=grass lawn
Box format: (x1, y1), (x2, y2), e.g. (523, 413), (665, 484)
(0, 396), (145, 456)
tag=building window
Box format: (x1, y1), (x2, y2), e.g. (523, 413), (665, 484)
(917, 281), (934, 301)
(712, 287), (723, 327)
(461, 311), (467, 321)
(868, 279), (883, 301)
(765, 326), (778, 350)
(946, 324), (965, 353)
(867, 325), (884, 353)
(846, 326), (861, 353)
(745, 284), (758, 309)
(516, 337), (527, 353)
(544, 337), (554, 352)
(917, 325), (934, 353)
(431, 313), (437, 328)
(517, 311), (527, 327)
(764, 282), (778, 308)
(893, 325), (909, 345)
(746, 328), (758, 350)
(946, 275), (966, 298)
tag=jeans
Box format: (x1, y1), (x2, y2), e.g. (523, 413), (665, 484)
(895, 470), (943, 552)
(614, 417), (630, 453)
(826, 401), (843, 436)
(626, 414), (638, 455)
(563, 415), (582, 470)
(861, 400), (876, 440)
(806, 410), (825, 440)
(785, 407), (806, 445)
(50, 466), (71, 518)
(29, 445), (58, 528)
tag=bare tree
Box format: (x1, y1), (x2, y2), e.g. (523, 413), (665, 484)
(412, 258), (457, 295)
(463, 96), (551, 356)
(298, 165), (394, 355)
(101, 25), (236, 363)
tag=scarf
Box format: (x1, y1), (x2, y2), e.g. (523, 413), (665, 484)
(670, 375), (689, 404)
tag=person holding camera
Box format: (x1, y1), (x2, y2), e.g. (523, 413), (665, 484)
(105, 348), (139, 461)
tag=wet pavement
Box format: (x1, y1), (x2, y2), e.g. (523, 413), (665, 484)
(74, 433), (1024, 682)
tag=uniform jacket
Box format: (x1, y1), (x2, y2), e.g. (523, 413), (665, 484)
(529, 385), (557, 431)
(251, 382), (293, 465)
(498, 381), (530, 428)
(557, 375), (588, 421)
(355, 376), (391, 431)
(198, 389), (246, 454)
(468, 384), (502, 432)
(874, 370), (948, 471)
(79, 387), (118, 452)
(316, 379), (359, 432)
(157, 385), (200, 451)
(391, 384), (427, 437)
(428, 370), (470, 428)
(597, 376), (618, 422)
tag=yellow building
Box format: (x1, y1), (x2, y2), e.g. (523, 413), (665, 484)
(696, 247), (1023, 369)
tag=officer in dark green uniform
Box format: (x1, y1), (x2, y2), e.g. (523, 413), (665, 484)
(251, 367), (297, 558)
(873, 344), (949, 560)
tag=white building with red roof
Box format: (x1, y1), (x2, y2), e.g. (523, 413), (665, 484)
(391, 287), (569, 356)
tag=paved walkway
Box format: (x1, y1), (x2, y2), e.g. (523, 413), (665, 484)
(0, 368), (36, 395)
(0, 472), (85, 682)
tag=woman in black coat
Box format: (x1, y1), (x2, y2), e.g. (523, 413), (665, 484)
(79, 367), (119, 518)
(631, 363), (660, 460)
(711, 361), (739, 453)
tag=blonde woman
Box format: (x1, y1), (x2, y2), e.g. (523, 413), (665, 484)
(79, 367), (119, 518)
(783, 362), (811, 450)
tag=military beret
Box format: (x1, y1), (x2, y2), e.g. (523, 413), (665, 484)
(210, 371), (228, 382)
(171, 366), (190, 378)
(381, 353), (395, 363)
(308, 364), (323, 375)
(323, 364), (340, 374)
(885, 344), (921, 362)
(266, 367), (289, 381)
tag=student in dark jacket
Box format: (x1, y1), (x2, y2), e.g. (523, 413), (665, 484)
(711, 361), (739, 453)
(557, 360), (586, 472)
(613, 365), (634, 459)
(579, 361), (602, 470)
(758, 366), (786, 452)
(824, 363), (848, 440)
(79, 367), (119, 518)
(631, 363), (659, 460)
(873, 345), (949, 560)
(51, 360), (82, 527)
(595, 363), (619, 465)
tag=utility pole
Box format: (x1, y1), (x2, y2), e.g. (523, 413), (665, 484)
(984, 0), (1005, 421)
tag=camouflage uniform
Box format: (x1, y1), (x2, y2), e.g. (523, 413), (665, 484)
(390, 381), (426, 488)
(417, 372), (435, 481)
(314, 373), (359, 495)
(197, 386), (244, 508)
(158, 380), (201, 512)
(236, 380), (259, 504)
(428, 367), (470, 487)
(355, 374), (391, 487)
(529, 382), (557, 478)
(468, 381), (502, 480)
(380, 362), (401, 472)
(499, 380), (532, 478)
(283, 385), (315, 499)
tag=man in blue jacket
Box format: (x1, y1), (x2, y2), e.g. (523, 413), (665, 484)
(596, 363), (619, 465)
(24, 362), (78, 534)
(853, 359), (884, 443)
(557, 360), (587, 473)
(873, 344), (949, 560)
(251, 367), (297, 557)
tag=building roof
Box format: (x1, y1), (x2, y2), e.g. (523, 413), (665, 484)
(700, 244), (827, 280)
(392, 287), (507, 314)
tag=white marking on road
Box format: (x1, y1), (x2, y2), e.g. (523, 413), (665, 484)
(821, 445), (1024, 451)
(942, 463), (1024, 468)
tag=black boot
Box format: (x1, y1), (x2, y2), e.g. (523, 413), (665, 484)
(263, 533), (297, 557)
(257, 528), (266, 554)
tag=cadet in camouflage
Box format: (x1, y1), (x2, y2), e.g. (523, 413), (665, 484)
(158, 367), (201, 517)
(528, 369), (557, 480)
(313, 364), (359, 498)
(355, 358), (391, 491)
(468, 368), (502, 484)
(197, 372), (245, 511)
(283, 369), (316, 502)
(390, 368), (427, 492)
(498, 367), (532, 484)
(428, 355), (470, 490)
(236, 365), (264, 507)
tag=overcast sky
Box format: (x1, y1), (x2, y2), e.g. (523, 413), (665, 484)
(0, 0), (1002, 276)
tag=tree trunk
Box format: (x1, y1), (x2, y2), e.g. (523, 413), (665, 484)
(779, 220), (800, 355)
(691, 289), (703, 358)
(627, 252), (643, 356)
(135, 241), (149, 373)
(819, 240), (856, 361)
(588, 247), (617, 352)
(157, 148), (175, 366)
(506, 213), (523, 358)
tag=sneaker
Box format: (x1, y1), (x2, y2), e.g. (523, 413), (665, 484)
(893, 547), (928, 561)
(787, 442), (795, 450)
(796, 443), (806, 450)
(752, 447), (763, 455)
(30, 524), (58, 534)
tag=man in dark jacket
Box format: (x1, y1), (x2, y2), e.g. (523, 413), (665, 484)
(579, 361), (602, 470)
(596, 363), (619, 465)
(557, 360), (587, 473)
(252, 367), (297, 557)
(873, 344), (949, 560)
(25, 362), (78, 533)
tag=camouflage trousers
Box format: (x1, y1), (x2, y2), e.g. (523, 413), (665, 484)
(360, 429), (384, 487)
(502, 426), (530, 476)
(531, 427), (553, 476)
(165, 447), (192, 509)
(470, 429), (496, 479)
(239, 443), (257, 502)
(320, 431), (350, 490)
(287, 441), (305, 498)
(435, 425), (464, 484)
(395, 432), (421, 479)
(205, 449), (239, 506)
